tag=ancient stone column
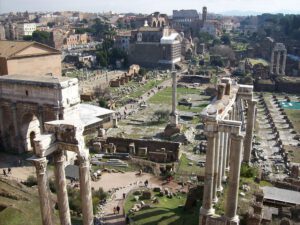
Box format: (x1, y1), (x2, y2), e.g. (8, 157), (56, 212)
(217, 132), (224, 191)
(222, 131), (228, 180)
(30, 157), (53, 225)
(78, 155), (94, 225)
(170, 71), (178, 126)
(200, 131), (216, 223)
(243, 100), (257, 163)
(225, 134), (244, 225)
(212, 132), (220, 203)
(54, 151), (71, 225)
(226, 133), (231, 170)
(270, 51), (274, 74)
(281, 50), (287, 75)
(276, 51), (281, 75)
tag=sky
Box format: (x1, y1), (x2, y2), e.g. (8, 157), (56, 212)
(0, 0), (300, 15)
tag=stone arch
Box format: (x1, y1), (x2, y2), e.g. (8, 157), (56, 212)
(152, 21), (157, 27)
(157, 21), (161, 27)
(20, 113), (41, 153)
(161, 21), (165, 27)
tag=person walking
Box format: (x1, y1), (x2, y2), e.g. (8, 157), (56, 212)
(116, 205), (120, 214)
(113, 207), (116, 214)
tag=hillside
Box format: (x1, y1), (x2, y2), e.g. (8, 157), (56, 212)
(0, 178), (59, 225)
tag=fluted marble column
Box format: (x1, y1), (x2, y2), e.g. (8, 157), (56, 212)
(200, 131), (216, 223)
(217, 132), (224, 191)
(30, 157), (53, 225)
(243, 100), (257, 163)
(225, 134), (244, 225)
(78, 155), (93, 225)
(212, 132), (220, 203)
(54, 151), (71, 225)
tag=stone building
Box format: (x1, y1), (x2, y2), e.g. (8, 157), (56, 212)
(0, 74), (114, 154)
(172, 7), (207, 36)
(49, 29), (66, 50)
(129, 25), (182, 69)
(17, 23), (37, 37)
(0, 40), (62, 76)
(64, 32), (88, 49)
(114, 31), (131, 53)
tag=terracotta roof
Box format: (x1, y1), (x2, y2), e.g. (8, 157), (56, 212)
(0, 40), (60, 59)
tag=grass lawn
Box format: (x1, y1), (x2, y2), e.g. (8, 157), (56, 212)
(149, 87), (201, 105)
(175, 154), (204, 180)
(285, 109), (300, 134)
(124, 189), (199, 225)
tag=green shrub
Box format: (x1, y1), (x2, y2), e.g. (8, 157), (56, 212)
(24, 175), (37, 187)
(240, 163), (258, 178)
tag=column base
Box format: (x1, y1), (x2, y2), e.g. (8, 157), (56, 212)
(222, 176), (227, 182)
(225, 215), (239, 225)
(217, 186), (223, 192)
(200, 207), (215, 216)
(212, 196), (218, 204)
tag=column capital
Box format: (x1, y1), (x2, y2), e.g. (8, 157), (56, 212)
(30, 157), (48, 175)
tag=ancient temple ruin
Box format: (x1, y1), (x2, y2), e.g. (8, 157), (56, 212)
(200, 78), (256, 225)
(270, 43), (287, 76)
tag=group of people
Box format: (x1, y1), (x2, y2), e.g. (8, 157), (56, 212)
(2, 168), (11, 176)
(113, 205), (121, 214)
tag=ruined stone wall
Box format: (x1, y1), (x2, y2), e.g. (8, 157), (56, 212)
(179, 75), (210, 83)
(104, 137), (180, 162)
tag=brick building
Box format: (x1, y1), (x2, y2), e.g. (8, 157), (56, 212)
(129, 26), (182, 69)
(0, 40), (61, 76)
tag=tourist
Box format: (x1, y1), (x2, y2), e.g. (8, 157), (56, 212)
(113, 207), (116, 214)
(123, 193), (126, 199)
(3, 169), (7, 176)
(144, 179), (149, 187)
(116, 205), (120, 214)
(7, 167), (11, 174)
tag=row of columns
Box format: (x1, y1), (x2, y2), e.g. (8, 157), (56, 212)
(200, 126), (244, 225)
(270, 50), (287, 76)
(29, 151), (93, 225)
(200, 98), (256, 224)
